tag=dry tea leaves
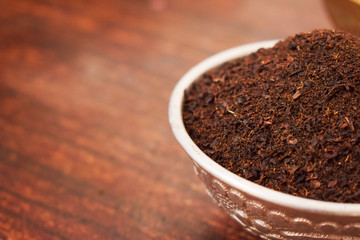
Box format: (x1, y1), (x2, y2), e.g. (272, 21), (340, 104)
(183, 29), (360, 203)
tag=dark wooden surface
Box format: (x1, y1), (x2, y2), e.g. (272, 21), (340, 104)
(0, 1), (332, 239)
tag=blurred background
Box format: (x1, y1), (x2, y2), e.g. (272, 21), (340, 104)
(0, 0), (358, 239)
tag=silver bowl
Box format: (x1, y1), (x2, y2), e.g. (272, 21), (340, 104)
(169, 40), (360, 240)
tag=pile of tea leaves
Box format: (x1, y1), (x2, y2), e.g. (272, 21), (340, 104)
(183, 29), (360, 203)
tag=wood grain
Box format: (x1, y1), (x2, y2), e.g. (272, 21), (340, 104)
(0, 0), (331, 239)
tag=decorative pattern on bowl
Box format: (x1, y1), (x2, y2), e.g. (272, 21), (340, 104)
(194, 162), (360, 240)
(169, 40), (360, 240)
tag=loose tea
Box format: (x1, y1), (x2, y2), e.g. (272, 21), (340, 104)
(183, 29), (360, 203)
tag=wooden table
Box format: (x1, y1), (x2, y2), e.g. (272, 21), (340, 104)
(0, 1), (332, 239)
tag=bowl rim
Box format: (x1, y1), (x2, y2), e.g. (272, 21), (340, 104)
(169, 39), (360, 215)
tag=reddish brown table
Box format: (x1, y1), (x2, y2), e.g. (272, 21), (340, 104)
(0, 1), (331, 239)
